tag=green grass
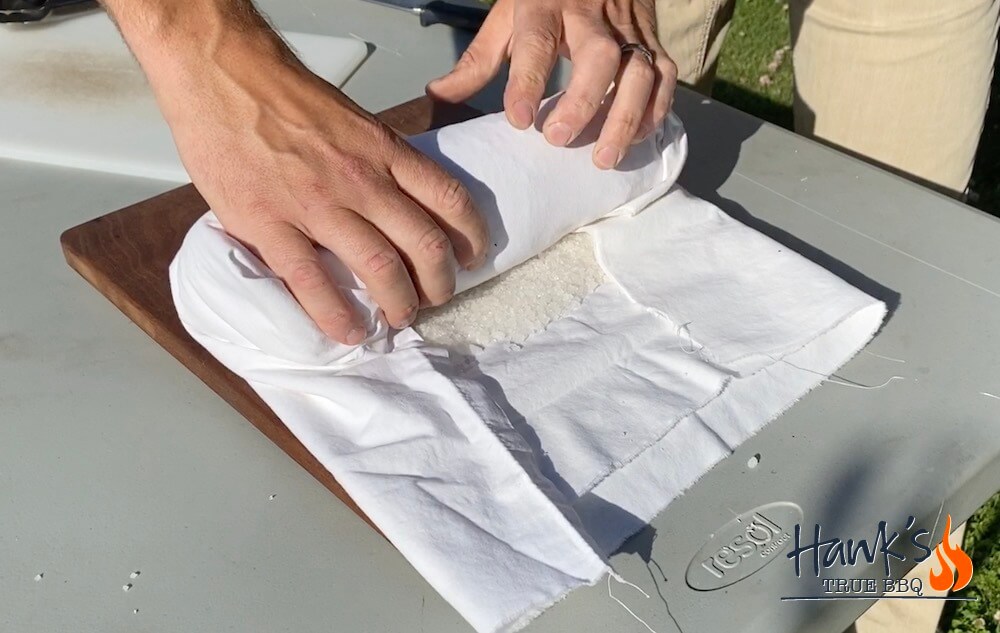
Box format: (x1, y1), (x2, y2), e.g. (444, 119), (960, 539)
(942, 496), (1000, 632)
(712, 2), (1000, 631)
(714, 0), (795, 130)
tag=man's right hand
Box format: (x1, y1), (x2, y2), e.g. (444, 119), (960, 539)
(102, 0), (488, 345)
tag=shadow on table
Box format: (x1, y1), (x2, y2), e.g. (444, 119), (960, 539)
(675, 84), (901, 323)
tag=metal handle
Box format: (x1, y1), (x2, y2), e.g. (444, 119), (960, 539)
(418, 1), (489, 32)
(1, 0), (93, 22)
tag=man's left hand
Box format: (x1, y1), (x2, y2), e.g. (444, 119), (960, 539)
(427, 0), (677, 170)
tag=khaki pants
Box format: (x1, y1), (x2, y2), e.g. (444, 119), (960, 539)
(655, 0), (1000, 194)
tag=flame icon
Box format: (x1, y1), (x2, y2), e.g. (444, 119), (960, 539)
(928, 514), (974, 592)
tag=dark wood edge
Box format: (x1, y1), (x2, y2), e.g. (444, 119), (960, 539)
(59, 96), (484, 536)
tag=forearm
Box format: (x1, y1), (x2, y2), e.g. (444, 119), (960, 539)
(98, 0), (301, 121)
(99, 0), (284, 63)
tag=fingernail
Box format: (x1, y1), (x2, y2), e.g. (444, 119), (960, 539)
(394, 305), (418, 329)
(426, 76), (447, 92)
(466, 252), (487, 271)
(346, 327), (366, 346)
(595, 146), (622, 170)
(510, 100), (534, 129)
(545, 122), (573, 147)
(632, 125), (653, 144)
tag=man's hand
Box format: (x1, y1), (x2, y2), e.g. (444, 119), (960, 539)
(428, 0), (676, 170)
(101, 0), (488, 345)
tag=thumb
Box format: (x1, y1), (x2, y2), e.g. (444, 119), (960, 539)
(426, 7), (511, 103)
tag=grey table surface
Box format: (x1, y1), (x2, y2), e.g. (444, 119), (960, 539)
(2, 1), (999, 632)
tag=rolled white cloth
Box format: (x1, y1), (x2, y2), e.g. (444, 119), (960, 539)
(170, 98), (884, 632)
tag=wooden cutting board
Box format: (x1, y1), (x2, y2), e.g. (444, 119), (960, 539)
(61, 97), (481, 533)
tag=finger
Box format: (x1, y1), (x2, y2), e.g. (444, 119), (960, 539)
(503, 3), (562, 130)
(306, 209), (419, 330)
(390, 145), (488, 270)
(426, 1), (513, 103)
(542, 18), (620, 146)
(361, 186), (459, 308)
(257, 222), (366, 345)
(635, 32), (678, 141)
(593, 39), (655, 168)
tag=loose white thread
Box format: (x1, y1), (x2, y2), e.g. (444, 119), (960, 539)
(928, 499), (945, 547)
(980, 391), (1000, 401)
(608, 573), (658, 633)
(773, 355), (905, 390)
(821, 375), (906, 390)
(678, 322), (701, 355)
(863, 350), (907, 364)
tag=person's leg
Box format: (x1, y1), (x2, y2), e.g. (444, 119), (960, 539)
(654, 0), (737, 94)
(789, 0), (999, 195)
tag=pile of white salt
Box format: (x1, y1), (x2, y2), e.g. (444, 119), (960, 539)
(414, 233), (605, 350)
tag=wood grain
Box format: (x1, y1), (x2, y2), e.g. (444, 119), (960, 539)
(60, 97), (481, 533)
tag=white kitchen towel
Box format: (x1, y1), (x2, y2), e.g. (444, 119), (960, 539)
(169, 101), (886, 632)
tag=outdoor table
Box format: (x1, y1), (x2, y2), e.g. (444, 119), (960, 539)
(2, 0), (998, 631)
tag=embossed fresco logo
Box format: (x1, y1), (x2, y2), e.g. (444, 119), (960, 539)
(687, 505), (977, 603)
(685, 502), (802, 591)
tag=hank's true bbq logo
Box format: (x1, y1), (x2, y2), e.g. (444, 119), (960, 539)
(782, 513), (974, 601)
(686, 504), (975, 601)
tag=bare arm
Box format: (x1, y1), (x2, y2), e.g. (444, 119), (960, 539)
(100, 0), (489, 344)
